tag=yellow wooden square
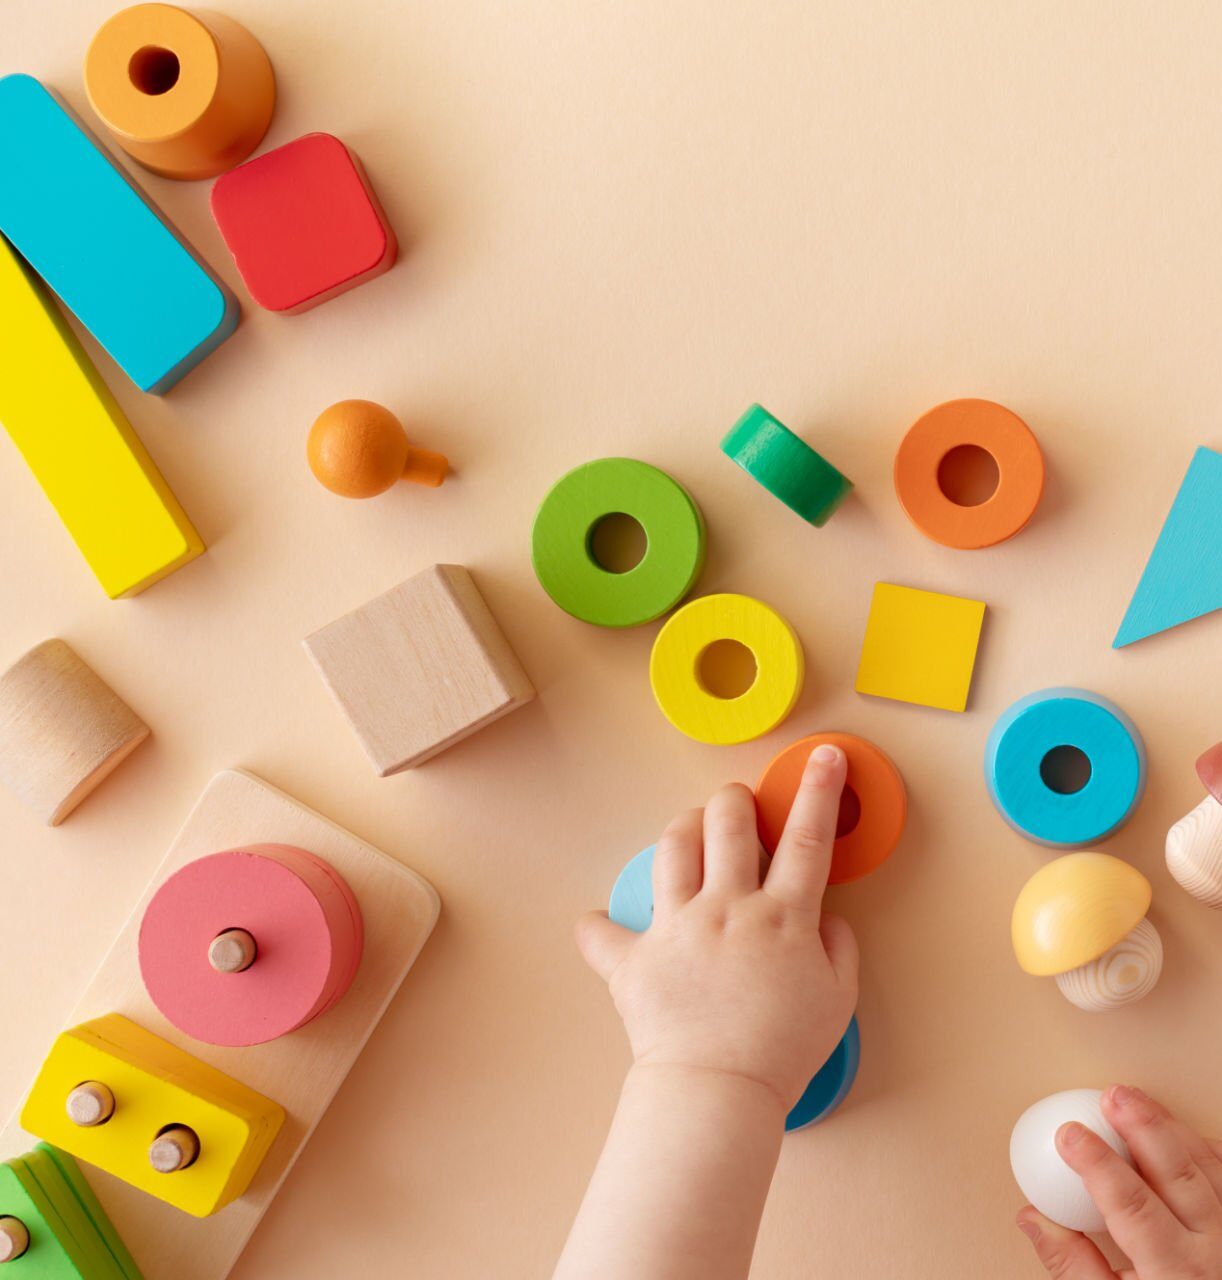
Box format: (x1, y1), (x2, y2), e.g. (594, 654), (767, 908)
(855, 583), (986, 712)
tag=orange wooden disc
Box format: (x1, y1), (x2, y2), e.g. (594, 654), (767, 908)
(893, 399), (1044, 549)
(756, 732), (907, 884)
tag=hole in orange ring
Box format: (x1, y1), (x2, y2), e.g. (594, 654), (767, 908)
(1040, 744), (1092, 795)
(696, 639), (757, 700)
(836, 784), (862, 839)
(588, 512), (647, 573)
(937, 444), (999, 506)
(129, 46), (181, 95)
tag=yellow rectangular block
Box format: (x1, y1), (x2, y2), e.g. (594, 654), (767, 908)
(0, 236), (203, 598)
(855, 581), (986, 712)
(21, 1016), (284, 1218)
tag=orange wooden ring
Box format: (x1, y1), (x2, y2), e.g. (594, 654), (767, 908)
(893, 399), (1044, 549)
(756, 732), (907, 884)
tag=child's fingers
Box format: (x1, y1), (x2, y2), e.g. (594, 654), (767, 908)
(1100, 1086), (1222, 1232)
(819, 913), (859, 988)
(701, 783), (764, 895)
(763, 744), (846, 910)
(1054, 1122), (1188, 1274)
(1015, 1206), (1118, 1278)
(653, 807), (703, 916)
(574, 911), (634, 983)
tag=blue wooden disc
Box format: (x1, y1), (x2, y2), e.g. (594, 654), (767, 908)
(784, 1016), (861, 1132)
(609, 846), (860, 1130)
(984, 687), (1146, 847)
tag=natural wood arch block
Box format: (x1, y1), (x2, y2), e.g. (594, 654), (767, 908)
(0, 640), (150, 825)
(0, 769), (440, 1279)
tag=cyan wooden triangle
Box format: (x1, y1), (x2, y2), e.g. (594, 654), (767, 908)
(1114, 446), (1222, 647)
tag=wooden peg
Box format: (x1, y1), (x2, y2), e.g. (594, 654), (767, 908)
(0, 1217), (29, 1263)
(307, 400), (448, 498)
(0, 639), (150, 825)
(208, 928), (258, 974)
(65, 1080), (115, 1127)
(149, 1126), (200, 1174)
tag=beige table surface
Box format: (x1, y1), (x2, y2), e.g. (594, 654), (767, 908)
(2, 2), (1220, 1277)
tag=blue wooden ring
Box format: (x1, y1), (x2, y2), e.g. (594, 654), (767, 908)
(984, 687), (1146, 847)
(784, 1015), (861, 1132)
(610, 846), (860, 1130)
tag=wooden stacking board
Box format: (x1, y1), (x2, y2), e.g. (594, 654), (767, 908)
(0, 769), (440, 1280)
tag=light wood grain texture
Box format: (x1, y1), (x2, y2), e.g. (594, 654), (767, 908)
(66, 1082), (115, 1128)
(0, 769), (439, 1278)
(304, 564), (536, 773)
(148, 1128), (199, 1175)
(0, 640), (150, 826)
(1166, 795), (1222, 907)
(0, 1215), (29, 1262)
(1054, 917), (1163, 1012)
(207, 932), (257, 976)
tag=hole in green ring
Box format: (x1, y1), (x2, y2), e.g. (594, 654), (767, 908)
(588, 512), (647, 574)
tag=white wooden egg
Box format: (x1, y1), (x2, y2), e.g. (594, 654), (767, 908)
(1010, 1089), (1131, 1232)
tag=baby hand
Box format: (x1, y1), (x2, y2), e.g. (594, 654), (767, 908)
(1018, 1086), (1222, 1278)
(575, 744), (859, 1112)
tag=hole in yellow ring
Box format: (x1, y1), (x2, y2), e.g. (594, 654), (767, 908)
(696, 639), (758, 700)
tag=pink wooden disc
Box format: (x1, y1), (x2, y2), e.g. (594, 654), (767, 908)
(138, 844), (364, 1046)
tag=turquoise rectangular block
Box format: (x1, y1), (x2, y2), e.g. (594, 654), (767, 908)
(0, 74), (238, 394)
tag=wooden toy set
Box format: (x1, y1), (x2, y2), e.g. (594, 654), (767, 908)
(529, 397), (1215, 1143)
(0, 0), (1218, 1269)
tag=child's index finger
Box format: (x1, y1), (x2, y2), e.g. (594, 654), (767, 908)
(763, 744), (847, 910)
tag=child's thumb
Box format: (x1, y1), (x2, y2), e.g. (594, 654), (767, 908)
(574, 911), (634, 983)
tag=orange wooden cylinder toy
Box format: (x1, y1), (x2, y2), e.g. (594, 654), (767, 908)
(84, 4), (275, 181)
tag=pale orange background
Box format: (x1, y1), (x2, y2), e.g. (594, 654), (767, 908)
(2, 3), (1220, 1277)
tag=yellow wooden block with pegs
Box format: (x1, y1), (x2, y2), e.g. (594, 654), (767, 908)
(855, 582), (986, 712)
(21, 1015), (284, 1218)
(0, 237), (203, 598)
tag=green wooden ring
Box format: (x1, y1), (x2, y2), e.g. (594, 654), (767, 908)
(720, 404), (852, 526)
(531, 457), (706, 628)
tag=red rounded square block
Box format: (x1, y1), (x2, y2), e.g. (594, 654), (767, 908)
(210, 132), (397, 314)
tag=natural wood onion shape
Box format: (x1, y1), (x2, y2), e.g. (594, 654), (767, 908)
(1053, 917), (1163, 1012)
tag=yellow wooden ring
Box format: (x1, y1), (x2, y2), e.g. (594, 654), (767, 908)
(649, 594), (804, 745)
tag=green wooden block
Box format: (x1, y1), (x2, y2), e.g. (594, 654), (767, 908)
(720, 404), (852, 526)
(0, 1160), (97, 1279)
(32, 1148), (141, 1280)
(531, 457), (706, 627)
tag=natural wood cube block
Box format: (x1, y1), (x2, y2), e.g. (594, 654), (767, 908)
(303, 565), (536, 773)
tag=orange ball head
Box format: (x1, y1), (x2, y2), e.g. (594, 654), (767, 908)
(307, 400), (447, 499)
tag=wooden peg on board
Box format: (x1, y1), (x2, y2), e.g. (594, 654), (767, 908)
(208, 928), (258, 974)
(0, 640), (149, 825)
(0, 1217), (29, 1263)
(65, 1081), (115, 1128)
(149, 1126), (200, 1174)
